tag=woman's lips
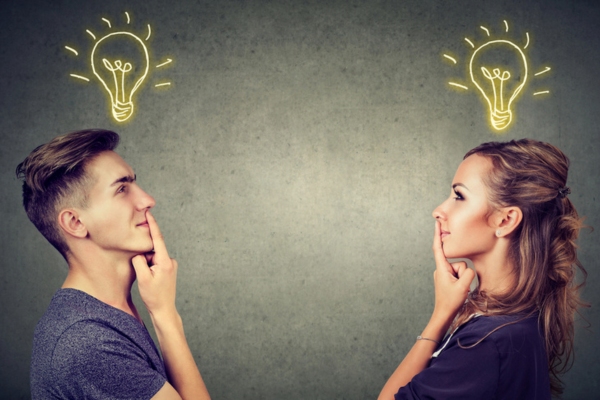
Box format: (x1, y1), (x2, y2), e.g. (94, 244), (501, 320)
(441, 231), (450, 239)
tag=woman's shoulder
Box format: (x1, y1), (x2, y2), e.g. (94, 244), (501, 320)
(455, 313), (544, 350)
(466, 312), (537, 328)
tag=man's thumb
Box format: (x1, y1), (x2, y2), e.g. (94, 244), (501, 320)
(131, 255), (150, 281)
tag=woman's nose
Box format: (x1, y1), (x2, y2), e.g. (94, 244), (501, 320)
(432, 202), (446, 220)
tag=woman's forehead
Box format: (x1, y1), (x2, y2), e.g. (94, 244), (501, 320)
(452, 154), (492, 189)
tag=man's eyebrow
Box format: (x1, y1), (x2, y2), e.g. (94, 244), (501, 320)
(110, 174), (136, 186)
(452, 183), (469, 191)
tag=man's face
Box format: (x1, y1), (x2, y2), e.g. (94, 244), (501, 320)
(78, 151), (156, 257)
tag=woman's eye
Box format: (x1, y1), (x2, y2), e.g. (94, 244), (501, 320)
(453, 191), (464, 200)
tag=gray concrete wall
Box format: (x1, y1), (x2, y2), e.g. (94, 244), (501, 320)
(1, 0), (598, 398)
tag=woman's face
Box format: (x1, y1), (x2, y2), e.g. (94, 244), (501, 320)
(432, 154), (498, 260)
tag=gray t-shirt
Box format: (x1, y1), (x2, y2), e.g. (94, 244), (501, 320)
(31, 289), (167, 399)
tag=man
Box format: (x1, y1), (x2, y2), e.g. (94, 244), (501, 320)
(17, 129), (210, 399)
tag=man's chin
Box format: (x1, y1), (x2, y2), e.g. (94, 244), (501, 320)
(128, 244), (154, 258)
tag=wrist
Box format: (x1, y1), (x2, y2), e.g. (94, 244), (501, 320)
(421, 314), (455, 343)
(416, 335), (440, 345)
(150, 309), (183, 332)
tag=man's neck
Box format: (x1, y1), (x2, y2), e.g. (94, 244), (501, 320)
(62, 248), (141, 321)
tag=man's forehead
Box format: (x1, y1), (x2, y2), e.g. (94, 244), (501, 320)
(86, 151), (134, 184)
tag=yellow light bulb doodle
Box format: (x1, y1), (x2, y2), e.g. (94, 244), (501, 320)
(64, 12), (173, 123)
(443, 21), (552, 133)
(91, 32), (149, 122)
(469, 40), (527, 131)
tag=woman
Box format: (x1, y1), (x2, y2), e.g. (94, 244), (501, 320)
(379, 139), (587, 400)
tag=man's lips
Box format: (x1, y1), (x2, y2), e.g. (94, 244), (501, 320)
(136, 221), (149, 227)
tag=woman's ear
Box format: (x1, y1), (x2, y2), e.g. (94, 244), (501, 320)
(58, 209), (88, 239)
(494, 206), (523, 237)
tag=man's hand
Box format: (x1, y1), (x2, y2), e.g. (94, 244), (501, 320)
(132, 210), (178, 319)
(131, 211), (211, 399)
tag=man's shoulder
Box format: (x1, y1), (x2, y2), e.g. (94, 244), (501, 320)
(39, 288), (117, 319)
(34, 288), (154, 352)
(35, 289), (117, 342)
(30, 289), (167, 399)
(36, 289), (94, 329)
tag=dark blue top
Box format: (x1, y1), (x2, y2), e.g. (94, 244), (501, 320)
(30, 289), (167, 399)
(395, 314), (551, 400)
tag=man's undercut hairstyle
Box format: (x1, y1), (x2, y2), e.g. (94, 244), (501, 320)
(16, 129), (120, 258)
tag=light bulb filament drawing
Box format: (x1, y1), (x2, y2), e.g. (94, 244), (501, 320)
(103, 60), (133, 101)
(64, 12), (173, 123)
(102, 59), (134, 120)
(481, 67), (512, 129)
(443, 21), (552, 132)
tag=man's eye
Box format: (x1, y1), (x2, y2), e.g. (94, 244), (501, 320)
(117, 185), (126, 194)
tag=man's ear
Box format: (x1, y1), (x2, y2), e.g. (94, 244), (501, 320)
(57, 209), (88, 239)
(494, 206), (523, 237)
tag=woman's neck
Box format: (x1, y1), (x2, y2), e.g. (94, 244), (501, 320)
(471, 246), (516, 296)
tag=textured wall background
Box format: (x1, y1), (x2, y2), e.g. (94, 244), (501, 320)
(1, 0), (598, 398)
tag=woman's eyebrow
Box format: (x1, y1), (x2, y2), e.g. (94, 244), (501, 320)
(452, 183), (469, 191)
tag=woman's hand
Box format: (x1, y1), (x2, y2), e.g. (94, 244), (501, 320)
(377, 222), (477, 399)
(430, 221), (476, 327)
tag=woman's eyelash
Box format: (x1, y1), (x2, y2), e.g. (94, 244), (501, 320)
(453, 190), (464, 200)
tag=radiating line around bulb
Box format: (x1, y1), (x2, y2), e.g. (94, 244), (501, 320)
(102, 18), (111, 28)
(125, 12), (130, 24)
(449, 82), (468, 90)
(155, 82), (171, 87)
(146, 25), (151, 41)
(533, 90), (549, 96)
(156, 59), (173, 68)
(443, 54), (457, 64)
(465, 38), (475, 48)
(524, 32), (530, 49)
(70, 74), (90, 82)
(86, 30), (96, 40)
(534, 67), (551, 76)
(504, 20), (509, 32)
(480, 26), (490, 36)
(65, 46), (78, 56)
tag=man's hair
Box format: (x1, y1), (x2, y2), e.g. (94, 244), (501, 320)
(16, 129), (120, 258)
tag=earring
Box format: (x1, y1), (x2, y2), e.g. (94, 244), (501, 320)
(496, 230), (501, 237)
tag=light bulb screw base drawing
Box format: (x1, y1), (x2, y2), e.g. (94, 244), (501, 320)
(112, 101), (134, 122)
(490, 108), (512, 131)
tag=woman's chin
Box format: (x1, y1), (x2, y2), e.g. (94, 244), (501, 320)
(442, 249), (466, 260)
